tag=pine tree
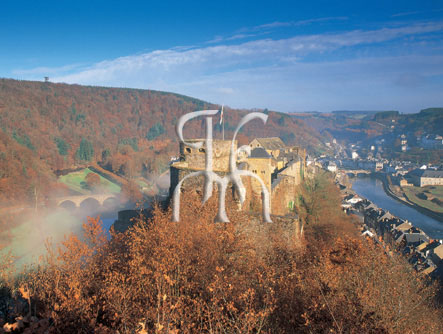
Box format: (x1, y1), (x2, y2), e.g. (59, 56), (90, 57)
(76, 138), (94, 161)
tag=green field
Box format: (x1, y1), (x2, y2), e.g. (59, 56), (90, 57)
(59, 168), (121, 194)
(403, 185), (443, 213)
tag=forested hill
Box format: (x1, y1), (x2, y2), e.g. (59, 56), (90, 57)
(292, 108), (443, 143)
(0, 78), (325, 205)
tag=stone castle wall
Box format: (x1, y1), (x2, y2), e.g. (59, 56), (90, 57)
(271, 175), (297, 216)
(246, 157), (273, 194)
(170, 137), (306, 218)
(280, 160), (302, 185)
(180, 139), (236, 171)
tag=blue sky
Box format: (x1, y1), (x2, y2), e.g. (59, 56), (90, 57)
(1, 0), (443, 113)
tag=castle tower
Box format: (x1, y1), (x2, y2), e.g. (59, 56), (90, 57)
(169, 139), (236, 197)
(247, 147), (272, 195)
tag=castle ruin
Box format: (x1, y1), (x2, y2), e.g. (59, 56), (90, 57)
(169, 137), (306, 217)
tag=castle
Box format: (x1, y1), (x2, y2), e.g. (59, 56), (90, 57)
(169, 137), (306, 217)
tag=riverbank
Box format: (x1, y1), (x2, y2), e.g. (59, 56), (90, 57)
(350, 176), (443, 238)
(375, 173), (443, 223)
(340, 181), (443, 285)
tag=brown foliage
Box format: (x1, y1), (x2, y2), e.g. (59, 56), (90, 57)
(85, 172), (101, 190)
(121, 181), (144, 204)
(0, 78), (324, 206)
(11, 177), (443, 333)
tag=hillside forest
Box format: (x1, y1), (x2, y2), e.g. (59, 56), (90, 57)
(0, 79), (325, 207)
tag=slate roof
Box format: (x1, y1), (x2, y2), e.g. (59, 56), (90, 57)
(390, 218), (406, 227)
(249, 147), (271, 159)
(363, 202), (378, 211)
(379, 212), (393, 221)
(393, 230), (405, 243)
(419, 241), (441, 254)
(421, 170), (443, 178)
(405, 233), (429, 246)
(254, 137), (286, 150)
(410, 169), (443, 178)
(278, 151), (301, 161)
(344, 194), (355, 201)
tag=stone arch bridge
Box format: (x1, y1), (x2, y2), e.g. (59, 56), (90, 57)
(56, 194), (118, 208)
(342, 169), (372, 176)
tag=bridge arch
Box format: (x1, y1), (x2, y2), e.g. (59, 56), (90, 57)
(79, 197), (101, 211)
(56, 194), (119, 208)
(102, 196), (118, 208)
(59, 200), (77, 210)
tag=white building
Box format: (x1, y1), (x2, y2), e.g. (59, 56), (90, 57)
(327, 162), (337, 173)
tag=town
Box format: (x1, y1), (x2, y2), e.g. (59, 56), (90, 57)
(312, 131), (443, 282)
(339, 182), (443, 280)
(318, 131), (443, 220)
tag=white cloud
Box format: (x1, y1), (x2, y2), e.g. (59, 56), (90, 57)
(16, 21), (443, 113)
(216, 87), (235, 94)
(391, 11), (423, 18)
(240, 16), (349, 33)
(166, 54), (443, 112)
(49, 21), (442, 81)
(12, 63), (84, 76)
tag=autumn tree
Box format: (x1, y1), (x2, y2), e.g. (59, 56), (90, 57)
(121, 180), (143, 203)
(85, 172), (101, 190)
(17, 183), (443, 333)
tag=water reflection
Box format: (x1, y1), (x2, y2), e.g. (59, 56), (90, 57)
(352, 176), (443, 239)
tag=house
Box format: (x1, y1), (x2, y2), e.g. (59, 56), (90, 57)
(249, 137), (287, 158)
(415, 259), (436, 275)
(415, 241), (429, 252)
(344, 194), (362, 205)
(431, 243), (443, 265)
(327, 161), (337, 173)
(375, 162), (384, 171)
(362, 230), (374, 238)
(419, 240), (442, 258)
(421, 134), (443, 149)
(400, 134), (408, 152)
(403, 228), (429, 248)
(394, 221), (412, 232)
(379, 211), (393, 222)
(408, 169), (443, 187)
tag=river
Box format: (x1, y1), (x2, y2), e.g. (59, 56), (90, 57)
(352, 176), (443, 239)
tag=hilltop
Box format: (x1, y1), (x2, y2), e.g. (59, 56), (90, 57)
(0, 79), (325, 205)
(291, 108), (443, 144)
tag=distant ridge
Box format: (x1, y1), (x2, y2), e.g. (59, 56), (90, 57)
(332, 110), (386, 114)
